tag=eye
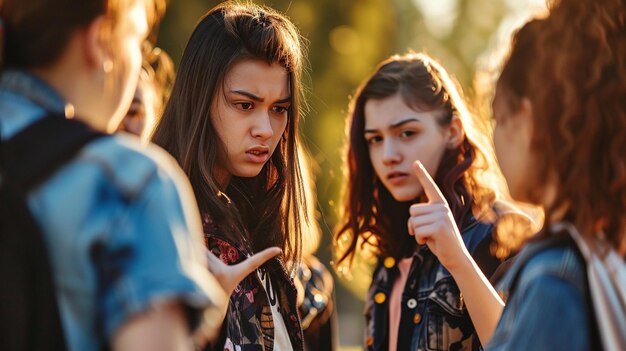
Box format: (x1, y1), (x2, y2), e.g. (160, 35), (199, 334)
(399, 130), (416, 138)
(235, 102), (254, 111)
(272, 105), (290, 114)
(126, 102), (144, 120)
(365, 135), (383, 145)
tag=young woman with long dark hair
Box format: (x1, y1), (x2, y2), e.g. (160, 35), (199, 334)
(152, 3), (321, 350)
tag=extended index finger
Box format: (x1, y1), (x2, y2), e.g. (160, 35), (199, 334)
(413, 160), (447, 204)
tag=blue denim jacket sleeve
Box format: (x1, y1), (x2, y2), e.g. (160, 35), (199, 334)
(487, 246), (591, 350)
(26, 137), (224, 343)
(93, 144), (220, 338)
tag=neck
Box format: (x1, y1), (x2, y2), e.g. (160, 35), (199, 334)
(540, 176), (569, 224)
(214, 167), (232, 191)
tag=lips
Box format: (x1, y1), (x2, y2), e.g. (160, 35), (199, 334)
(246, 146), (270, 163)
(386, 171), (409, 185)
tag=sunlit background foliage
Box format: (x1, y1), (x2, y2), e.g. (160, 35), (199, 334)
(156, 0), (547, 347)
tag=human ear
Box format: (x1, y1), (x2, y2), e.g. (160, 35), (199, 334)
(445, 115), (464, 149)
(82, 15), (110, 72)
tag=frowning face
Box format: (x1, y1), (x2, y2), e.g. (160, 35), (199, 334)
(364, 93), (452, 202)
(211, 59), (290, 187)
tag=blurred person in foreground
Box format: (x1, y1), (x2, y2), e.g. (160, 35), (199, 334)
(0, 0), (277, 349)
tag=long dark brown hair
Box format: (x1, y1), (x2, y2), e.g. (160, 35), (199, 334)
(335, 52), (509, 266)
(497, 0), (626, 256)
(151, 2), (307, 267)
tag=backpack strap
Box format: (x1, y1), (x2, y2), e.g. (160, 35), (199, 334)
(1, 113), (105, 194)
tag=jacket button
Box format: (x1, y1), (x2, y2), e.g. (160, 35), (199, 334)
(407, 298), (417, 309)
(413, 312), (422, 324)
(384, 256), (396, 268)
(366, 336), (374, 346)
(374, 292), (386, 304)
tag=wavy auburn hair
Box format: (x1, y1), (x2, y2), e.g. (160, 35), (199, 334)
(335, 53), (510, 266)
(152, 2), (307, 268)
(497, 0), (626, 256)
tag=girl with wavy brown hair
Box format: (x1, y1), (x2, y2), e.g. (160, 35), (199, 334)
(334, 52), (529, 350)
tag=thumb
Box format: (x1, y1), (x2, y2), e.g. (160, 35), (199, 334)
(233, 247), (282, 281)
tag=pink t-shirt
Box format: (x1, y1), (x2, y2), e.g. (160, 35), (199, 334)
(389, 257), (413, 351)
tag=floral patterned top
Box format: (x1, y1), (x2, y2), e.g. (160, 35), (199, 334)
(202, 214), (304, 351)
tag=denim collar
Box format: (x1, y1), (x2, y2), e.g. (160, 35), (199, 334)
(1, 69), (66, 113)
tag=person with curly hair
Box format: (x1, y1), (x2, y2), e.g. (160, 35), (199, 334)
(486, 0), (626, 348)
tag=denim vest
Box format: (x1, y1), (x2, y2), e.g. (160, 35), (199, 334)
(364, 219), (499, 351)
(487, 234), (599, 350)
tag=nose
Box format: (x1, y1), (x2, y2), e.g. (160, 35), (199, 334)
(381, 139), (401, 166)
(252, 111), (274, 141)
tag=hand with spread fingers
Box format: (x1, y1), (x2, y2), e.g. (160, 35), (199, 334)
(407, 160), (471, 272)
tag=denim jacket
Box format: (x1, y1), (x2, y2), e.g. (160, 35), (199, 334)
(0, 70), (221, 351)
(487, 233), (599, 350)
(364, 218), (501, 351)
(202, 215), (304, 351)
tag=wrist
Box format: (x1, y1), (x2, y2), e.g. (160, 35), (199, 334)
(447, 248), (474, 277)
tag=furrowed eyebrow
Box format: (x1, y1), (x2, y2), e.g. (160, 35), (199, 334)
(364, 118), (420, 134)
(229, 90), (291, 105)
(274, 97), (291, 104)
(390, 118), (420, 129)
(230, 90), (263, 102)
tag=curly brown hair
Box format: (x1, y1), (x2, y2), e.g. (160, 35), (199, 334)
(497, 0), (626, 255)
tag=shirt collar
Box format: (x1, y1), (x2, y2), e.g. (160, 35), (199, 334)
(1, 69), (67, 113)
